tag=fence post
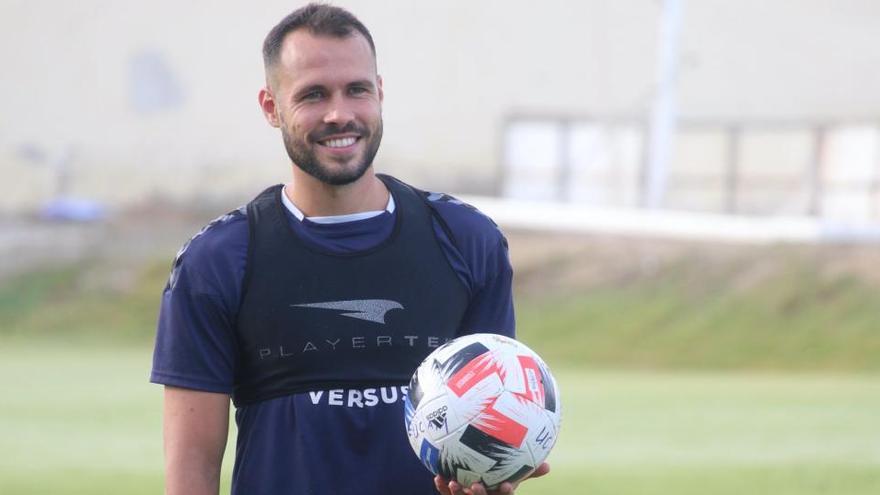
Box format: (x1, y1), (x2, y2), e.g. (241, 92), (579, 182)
(808, 126), (826, 217)
(725, 125), (741, 214)
(557, 119), (573, 202)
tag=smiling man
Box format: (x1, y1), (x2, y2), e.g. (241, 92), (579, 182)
(262, 22), (385, 193)
(151, 4), (547, 495)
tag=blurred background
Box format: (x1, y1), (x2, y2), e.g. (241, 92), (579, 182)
(1, 0), (879, 494)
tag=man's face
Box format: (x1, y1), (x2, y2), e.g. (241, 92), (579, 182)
(268, 30), (383, 186)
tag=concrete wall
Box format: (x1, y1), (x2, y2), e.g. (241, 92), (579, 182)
(1, 0), (879, 211)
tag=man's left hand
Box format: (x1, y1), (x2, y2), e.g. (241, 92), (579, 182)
(433, 462), (551, 495)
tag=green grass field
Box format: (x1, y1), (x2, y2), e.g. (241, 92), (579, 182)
(1, 344), (878, 495)
(3, 242), (880, 494)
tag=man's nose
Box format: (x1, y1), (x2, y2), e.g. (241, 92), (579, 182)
(323, 96), (355, 126)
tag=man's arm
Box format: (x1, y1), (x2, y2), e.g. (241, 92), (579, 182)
(163, 386), (230, 495)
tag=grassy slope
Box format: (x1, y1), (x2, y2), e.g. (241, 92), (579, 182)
(515, 246), (880, 371)
(1, 346), (878, 495)
(2, 244), (880, 370)
(0, 259), (169, 344)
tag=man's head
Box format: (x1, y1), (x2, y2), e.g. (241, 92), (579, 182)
(258, 3), (383, 186)
(262, 3), (376, 85)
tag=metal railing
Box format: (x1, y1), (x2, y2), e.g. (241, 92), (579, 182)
(500, 116), (880, 220)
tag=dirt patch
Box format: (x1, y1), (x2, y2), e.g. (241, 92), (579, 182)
(505, 229), (880, 298)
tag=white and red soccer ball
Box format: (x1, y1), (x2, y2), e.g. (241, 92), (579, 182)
(404, 333), (562, 490)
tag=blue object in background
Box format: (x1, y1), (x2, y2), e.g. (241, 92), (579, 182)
(40, 197), (107, 222)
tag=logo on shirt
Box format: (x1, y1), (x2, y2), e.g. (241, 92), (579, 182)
(308, 386), (409, 408)
(290, 299), (404, 324)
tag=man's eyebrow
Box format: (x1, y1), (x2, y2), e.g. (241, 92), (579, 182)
(349, 79), (376, 90)
(293, 84), (326, 98)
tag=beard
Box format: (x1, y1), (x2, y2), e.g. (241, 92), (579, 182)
(281, 119), (383, 186)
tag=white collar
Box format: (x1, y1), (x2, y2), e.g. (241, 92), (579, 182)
(281, 185), (395, 224)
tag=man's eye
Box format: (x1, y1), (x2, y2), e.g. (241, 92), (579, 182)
(303, 91), (324, 101)
(349, 86), (368, 96)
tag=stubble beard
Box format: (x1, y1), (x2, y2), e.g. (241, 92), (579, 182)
(281, 120), (384, 186)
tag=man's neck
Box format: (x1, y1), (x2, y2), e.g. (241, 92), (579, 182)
(286, 168), (389, 217)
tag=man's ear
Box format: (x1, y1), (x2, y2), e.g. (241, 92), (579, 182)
(258, 87), (281, 128)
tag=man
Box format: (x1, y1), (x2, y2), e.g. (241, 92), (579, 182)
(151, 4), (548, 494)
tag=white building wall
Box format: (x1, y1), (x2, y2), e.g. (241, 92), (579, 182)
(1, 0), (878, 211)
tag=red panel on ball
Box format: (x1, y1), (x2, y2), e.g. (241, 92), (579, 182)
(473, 397), (528, 448)
(447, 353), (505, 397)
(515, 355), (546, 406)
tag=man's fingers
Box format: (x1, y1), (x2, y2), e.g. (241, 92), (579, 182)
(468, 482), (487, 495)
(499, 462), (552, 493)
(434, 475), (452, 494)
(493, 482), (514, 494)
(442, 463), (551, 495)
(531, 462), (551, 479)
(439, 471), (552, 495)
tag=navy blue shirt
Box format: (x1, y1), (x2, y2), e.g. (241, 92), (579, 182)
(151, 187), (514, 494)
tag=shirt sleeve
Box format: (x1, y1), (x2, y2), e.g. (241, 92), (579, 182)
(426, 192), (516, 339)
(149, 211), (247, 394)
(150, 283), (237, 394)
(456, 234), (515, 338)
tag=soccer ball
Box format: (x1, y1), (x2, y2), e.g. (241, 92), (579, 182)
(404, 333), (561, 490)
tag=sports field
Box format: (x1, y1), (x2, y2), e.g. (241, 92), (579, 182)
(2, 232), (880, 494)
(1, 344), (878, 495)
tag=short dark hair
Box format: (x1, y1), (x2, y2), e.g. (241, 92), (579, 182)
(262, 3), (376, 70)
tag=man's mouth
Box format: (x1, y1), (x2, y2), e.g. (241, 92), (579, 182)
(318, 136), (360, 148)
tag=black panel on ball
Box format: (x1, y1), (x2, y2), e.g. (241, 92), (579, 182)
(434, 342), (491, 379)
(538, 364), (557, 412)
(459, 424), (518, 462)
